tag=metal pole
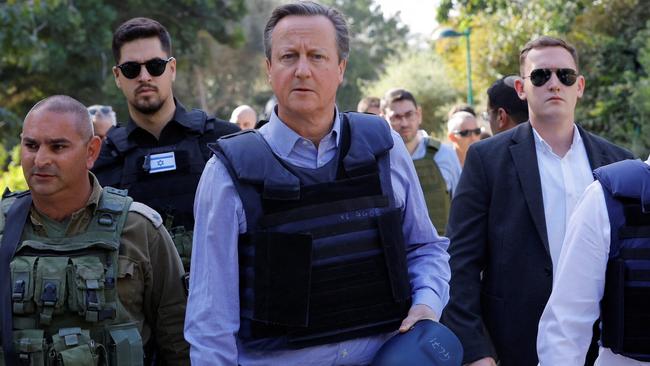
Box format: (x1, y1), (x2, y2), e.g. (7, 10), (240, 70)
(464, 29), (473, 106)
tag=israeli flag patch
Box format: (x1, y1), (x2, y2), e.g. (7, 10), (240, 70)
(149, 152), (177, 173)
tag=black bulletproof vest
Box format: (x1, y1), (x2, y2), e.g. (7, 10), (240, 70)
(93, 109), (214, 231)
(212, 113), (412, 350)
(595, 159), (650, 361)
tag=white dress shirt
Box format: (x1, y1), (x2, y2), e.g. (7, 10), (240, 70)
(537, 158), (650, 366)
(533, 125), (593, 273)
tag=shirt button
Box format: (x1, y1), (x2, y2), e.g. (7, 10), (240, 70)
(340, 349), (348, 358)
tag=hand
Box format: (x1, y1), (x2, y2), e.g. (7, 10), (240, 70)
(466, 357), (497, 366)
(398, 304), (437, 333)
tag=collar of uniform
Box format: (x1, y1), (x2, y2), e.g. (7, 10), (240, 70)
(29, 173), (102, 236)
(125, 97), (205, 137)
(260, 107), (341, 158)
(532, 123), (582, 156)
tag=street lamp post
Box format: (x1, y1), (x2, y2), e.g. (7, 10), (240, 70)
(437, 28), (473, 106)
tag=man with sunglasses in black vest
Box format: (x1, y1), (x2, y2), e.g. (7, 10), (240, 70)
(440, 36), (634, 366)
(92, 18), (239, 277)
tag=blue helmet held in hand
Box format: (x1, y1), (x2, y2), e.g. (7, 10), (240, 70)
(372, 320), (463, 366)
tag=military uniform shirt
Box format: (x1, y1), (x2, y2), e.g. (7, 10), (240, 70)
(19, 174), (189, 365)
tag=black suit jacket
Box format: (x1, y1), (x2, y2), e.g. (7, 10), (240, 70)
(440, 122), (634, 366)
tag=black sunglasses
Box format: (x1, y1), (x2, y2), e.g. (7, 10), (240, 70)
(88, 106), (112, 116)
(454, 128), (482, 137)
(116, 57), (174, 79)
(524, 68), (578, 87)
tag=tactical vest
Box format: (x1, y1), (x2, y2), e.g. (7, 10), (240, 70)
(94, 109), (215, 272)
(412, 138), (451, 236)
(595, 159), (650, 362)
(212, 113), (412, 350)
(0, 188), (143, 366)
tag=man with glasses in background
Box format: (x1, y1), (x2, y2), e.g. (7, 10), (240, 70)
(87, 104), (117, 141)
(92, 17), (239, 276)
(440, 36), (634, 366)
(382, 88), (458, 235)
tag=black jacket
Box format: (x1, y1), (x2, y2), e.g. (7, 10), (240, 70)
(441, 122), (634, 366)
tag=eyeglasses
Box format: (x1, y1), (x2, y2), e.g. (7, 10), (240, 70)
(454, 128), (482, 137)
(523, 68), (578, 87)
(88, 106), (113, 116)
(116, 57), (174, 79)
(481, 111), (491, 122)
(388, 110), (417, 123)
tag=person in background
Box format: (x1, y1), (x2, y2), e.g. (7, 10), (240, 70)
(382, 88), (457, 234)
(484, 76), (528, 134)
(92, 17), (239, 274)
(229, 104), (257, 130)
(447, 111), (481, 169)
(357, 96), (382, 115)
(88, 104), (117, 141)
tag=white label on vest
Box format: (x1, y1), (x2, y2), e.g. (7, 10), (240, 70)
(149, 152), (176, 173)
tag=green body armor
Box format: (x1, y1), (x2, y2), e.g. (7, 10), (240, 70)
(0, 187), (144, 366)
(412, 138), (451, 236)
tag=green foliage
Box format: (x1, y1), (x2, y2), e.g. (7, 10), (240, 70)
(436, 0), (650, 156)
(0, 108), (22, 147)
(0, 0), (246, 141)
(0, 145), (27, 194)
(324, 0), (410, 111)
(362, 51), (462, 136)
(178, 0), (282, 119)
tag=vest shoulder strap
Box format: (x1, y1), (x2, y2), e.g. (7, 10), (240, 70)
(186, 108), (210, 134)
(197, 115), (217, 162)
(425, 137), (441, 152)
(94, 187), (133, 247)
(342, 112), (394, 175)
(0, 192), (32, 364)
(104, 126), (132, 155)
(1, 190), (29, 224)
(211, 130), (301, 200)
(595, 159), (650, 210)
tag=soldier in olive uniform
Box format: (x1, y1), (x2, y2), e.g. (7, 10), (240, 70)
(0, 95), (189, 365)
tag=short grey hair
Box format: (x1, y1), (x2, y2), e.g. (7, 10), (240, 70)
(26, 95), (94, 140)
(264, 1), (350, 62)
(447, 111), (476, 134)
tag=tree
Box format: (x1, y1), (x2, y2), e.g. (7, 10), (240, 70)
(434, 0), (650, 156)
(323, 0), (410, 111)
(362, 50), (462, 136)
(0, 0), (246, 143)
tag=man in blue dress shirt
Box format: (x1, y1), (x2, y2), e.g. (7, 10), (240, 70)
(184, 2), (451, 365)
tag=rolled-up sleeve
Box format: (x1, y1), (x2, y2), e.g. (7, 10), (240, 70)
(389, 131), (451, 318)
(185, 156), (245, 366)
